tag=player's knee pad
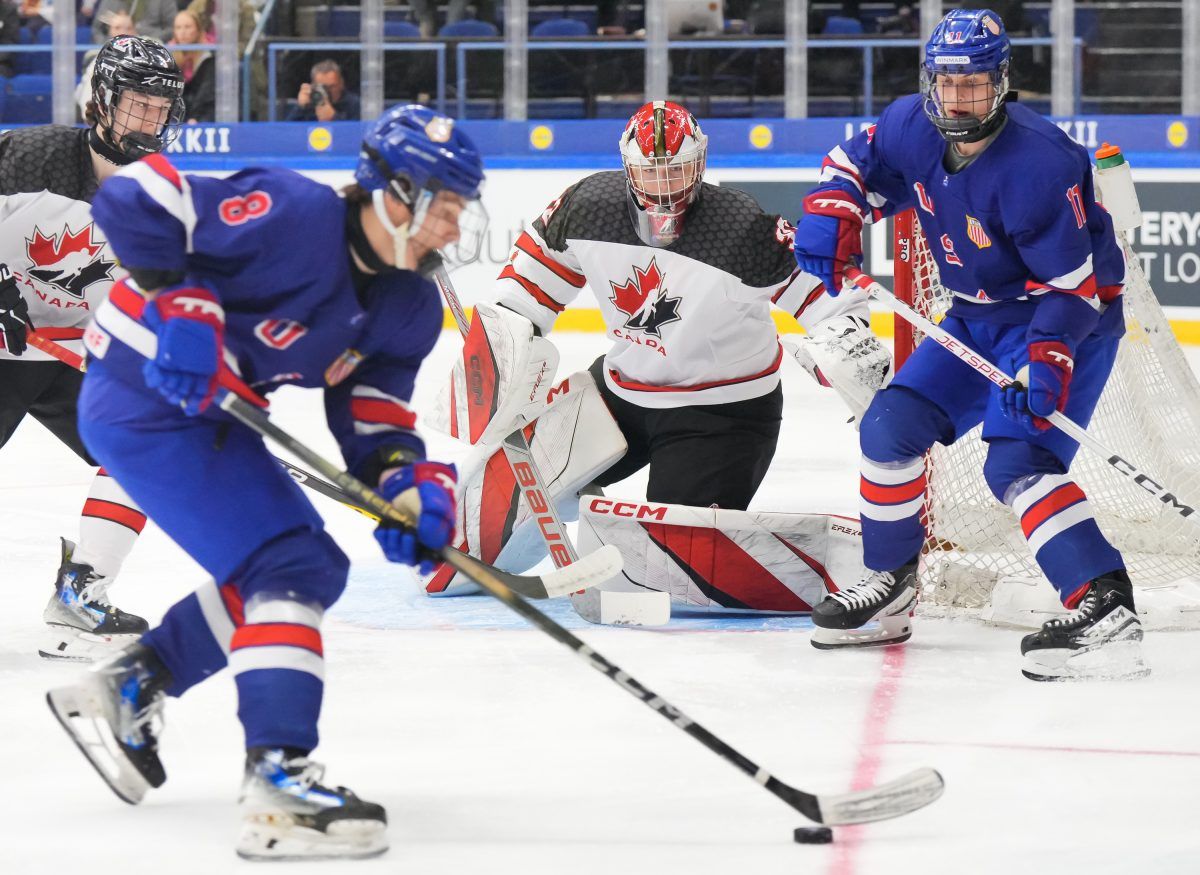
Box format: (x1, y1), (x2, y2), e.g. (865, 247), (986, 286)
(235, 526), (350, 609)
(426, 370), (628, 596)
(982, 438), (1068, 504)
(860, 385), (951, 463)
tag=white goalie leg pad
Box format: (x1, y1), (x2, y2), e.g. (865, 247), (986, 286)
(425, 371), (627, 596)
(785, 316), (891, 424)
(577, 499), (866, 613)
(427, 303), (560, 445)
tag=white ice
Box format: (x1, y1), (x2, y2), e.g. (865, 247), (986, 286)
(3, 331), (1199, 875)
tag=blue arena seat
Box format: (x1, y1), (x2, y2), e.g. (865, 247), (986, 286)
(531, 18), (590, 38)
(438, 19), (499, 38)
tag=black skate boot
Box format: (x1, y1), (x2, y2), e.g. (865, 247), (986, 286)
(40, 537), (148, 661)
(46, 641), (170, 804)
(1020, 570), (1150, 681)
(811, 559), (918, 649)
(237, 748), (388, 861)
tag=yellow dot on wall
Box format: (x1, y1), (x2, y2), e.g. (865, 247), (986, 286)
(530, 125), (554, 150)
(308, 126), (332, 152)
(749, 124), (773, 150)
(1167, 120), (1189, 148)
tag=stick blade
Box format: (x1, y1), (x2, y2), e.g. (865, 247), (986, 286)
(570, 587), (672, 626)
(538, 545), (623, 598)
(816, 767), (945, 826)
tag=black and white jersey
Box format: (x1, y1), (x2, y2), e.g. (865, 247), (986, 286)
(496, 172), (869, 408)
(0, 126), (120, 363)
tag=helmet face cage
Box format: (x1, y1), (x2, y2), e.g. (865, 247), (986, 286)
(920, 9), (1011, 143)
(620, 101), (708, 247)
(92, 36), (185, 161)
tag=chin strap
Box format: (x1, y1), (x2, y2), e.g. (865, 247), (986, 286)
(372, 188), (412, 269)
(88, 127), (135, 167)
(345, 198), (393, 274)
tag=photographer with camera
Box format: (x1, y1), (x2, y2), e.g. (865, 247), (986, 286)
(287, 59), (361, 122)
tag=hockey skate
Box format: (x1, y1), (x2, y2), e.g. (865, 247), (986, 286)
(45, 641), (170, 804)
(810, 560), (917, 649)
(237, 748), (388, 861)
(1020, 571), (1151, 682)
(40, 537), (148, 661)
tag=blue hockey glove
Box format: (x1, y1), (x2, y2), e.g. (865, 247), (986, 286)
(141, 284), (225, 416)
(374, 461), (458, 573)
(1002, 340), (1075, 433)
(0, 264), (30, 356)
(794, 190), (865, 297)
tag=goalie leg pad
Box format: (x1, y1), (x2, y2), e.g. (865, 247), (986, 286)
(428, 303), (560, 445)
(576, 498), (865, 613)
(426, 371), (628, 596)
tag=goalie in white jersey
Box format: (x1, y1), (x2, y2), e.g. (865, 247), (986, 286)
(428, 101), (888, 616)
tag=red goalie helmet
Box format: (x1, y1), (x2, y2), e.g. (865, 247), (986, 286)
(619, 100), (708, 247)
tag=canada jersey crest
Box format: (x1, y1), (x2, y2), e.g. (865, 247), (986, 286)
(608, 257), (681, 338)
(25, 223), (115, 299)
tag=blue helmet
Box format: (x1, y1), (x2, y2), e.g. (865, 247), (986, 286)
(356, 104), (485, 205)
(920, 9), (1011, 143)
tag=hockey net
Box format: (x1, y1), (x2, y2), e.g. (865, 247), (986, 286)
(892, 208), (1200, 628)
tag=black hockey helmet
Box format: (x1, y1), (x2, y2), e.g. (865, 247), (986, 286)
(90, 36), (185, 163)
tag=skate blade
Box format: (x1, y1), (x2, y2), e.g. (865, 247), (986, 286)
(811, 613), (912, 650)
(45, 686), (151, 805)
(237, 816), (389, 861)
(38, 625), (141, 662)
(1021, 639), (1152, 682)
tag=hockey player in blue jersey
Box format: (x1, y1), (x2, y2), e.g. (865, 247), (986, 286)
(46, 104), (487, 859)
(793, 9), (1147, 682)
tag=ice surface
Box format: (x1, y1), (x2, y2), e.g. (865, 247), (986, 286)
(3, 332), (1199, 874)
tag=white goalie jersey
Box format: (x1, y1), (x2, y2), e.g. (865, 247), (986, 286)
(496, 172), (870, 408)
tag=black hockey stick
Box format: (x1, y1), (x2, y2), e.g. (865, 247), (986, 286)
(219, 388), (944, 827)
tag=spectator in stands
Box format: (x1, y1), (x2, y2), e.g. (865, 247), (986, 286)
(185, 0), (257, 52)
(0, 0), (19, 79)
(287, 59), (360, 122)
(91, 0), (175, 43)
(410, 0), (495, 38)
(17, 0), (49, 33)
(170, 9), (214, 122)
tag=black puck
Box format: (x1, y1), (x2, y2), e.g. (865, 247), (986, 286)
(793, 826), (834, 844)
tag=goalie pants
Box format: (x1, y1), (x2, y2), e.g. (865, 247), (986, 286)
(858, 314), (1124, 605)
(78, 370), (347, 754)
(588, 356), (781, 510)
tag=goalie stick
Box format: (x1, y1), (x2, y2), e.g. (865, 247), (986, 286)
(28, 329), (616, 601)
(851, 268), (1199, 521)
(432, 268), (669, 626)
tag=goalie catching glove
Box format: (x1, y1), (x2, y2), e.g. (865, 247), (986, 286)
(375, 461), (458, 573)
(786, 314), (891, 423)
(0, 264), (30, 356)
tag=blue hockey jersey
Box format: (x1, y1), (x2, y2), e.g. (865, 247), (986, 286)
(84, 154), (442, 475)
(813, 95), (1126, 342)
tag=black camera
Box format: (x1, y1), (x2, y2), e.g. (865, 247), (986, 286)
(311, 84), (329, 107)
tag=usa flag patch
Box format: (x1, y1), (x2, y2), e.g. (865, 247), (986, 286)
(966, 215), (992, 249)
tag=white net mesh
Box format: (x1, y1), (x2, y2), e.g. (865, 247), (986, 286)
(893, 209), (1200, 619)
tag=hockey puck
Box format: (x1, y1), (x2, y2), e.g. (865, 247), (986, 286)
(793, 826), (834, 844)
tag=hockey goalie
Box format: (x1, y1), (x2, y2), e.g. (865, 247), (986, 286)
(426, 100), (890, 624)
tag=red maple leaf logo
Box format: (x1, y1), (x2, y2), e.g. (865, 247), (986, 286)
(609, 258), (663, 317)
(26, 225), (103, 268)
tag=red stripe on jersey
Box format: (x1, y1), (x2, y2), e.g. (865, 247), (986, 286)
(499, 264), (565, 313)
(349, 398), (417, 429)
(1020, 483), (1086, 538)
(607, 346), (783, 393)
(142, 153), (183, 191)
(1097, 284), (1122, 303)
(110, 280), (148, 318)
(1025, 274), (1097, 299)
(82, 498), (148, 533)
(793, 283), (828, 318)
(770, 270), (801, 304)
(643, 523), (812, 612)
(448, 378), (459, 439)
(515, 232), (586, 287)
(219, 582), (245, 627)
(820, 155), (867, 195)
(231, 622), (323, 655)
(860, 475), (926, 506)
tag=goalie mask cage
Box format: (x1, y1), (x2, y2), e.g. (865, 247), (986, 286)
(892, 207), (1200, 625)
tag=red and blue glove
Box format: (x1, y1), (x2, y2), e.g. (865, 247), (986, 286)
(375, 461), (457, 573)
(794, 189), (865, 297)
(1002, 340), (1075, 433)
(141, 285), (225, 416)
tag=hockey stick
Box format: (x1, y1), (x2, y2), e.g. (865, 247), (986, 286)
(432, 269), (667, 625)
(220, 388), (944, 828)
(851, 268), (1198, 520)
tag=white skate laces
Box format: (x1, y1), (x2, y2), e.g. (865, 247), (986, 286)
(829, 571), (900, 610)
